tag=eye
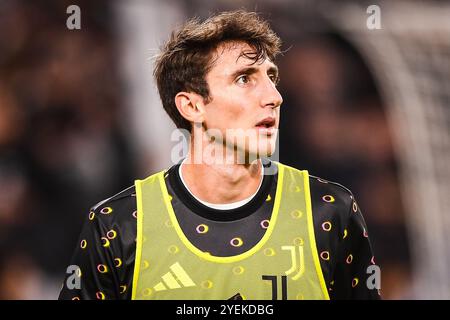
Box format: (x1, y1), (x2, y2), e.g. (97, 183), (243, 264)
(268, 73), (279, 85)
(236, 75), (250, 85)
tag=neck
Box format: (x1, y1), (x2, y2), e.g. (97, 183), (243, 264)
(181, 132), (263, 204)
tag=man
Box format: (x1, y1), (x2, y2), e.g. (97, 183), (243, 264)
(59, 10), (379, 300)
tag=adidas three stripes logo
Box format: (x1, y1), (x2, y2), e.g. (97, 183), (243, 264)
(153, 262), (196, 291)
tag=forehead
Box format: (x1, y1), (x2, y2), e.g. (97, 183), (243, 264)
(208, 41), (276, 74)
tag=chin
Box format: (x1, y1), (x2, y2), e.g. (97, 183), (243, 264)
(223, 131), (277, 164)
(244, 139), (277, 162)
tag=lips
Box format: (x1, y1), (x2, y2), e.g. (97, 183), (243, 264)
(255, 117), (276, 128)
(255, 117), (277, 136)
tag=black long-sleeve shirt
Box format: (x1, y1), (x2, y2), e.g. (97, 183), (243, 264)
(59, 162), (380, 300)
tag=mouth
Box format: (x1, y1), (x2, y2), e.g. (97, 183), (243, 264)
(255, 117), (276, 135)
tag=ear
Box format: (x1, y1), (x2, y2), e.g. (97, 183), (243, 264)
(174, 92), (205, 125)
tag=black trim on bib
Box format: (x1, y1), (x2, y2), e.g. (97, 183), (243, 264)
(167, 160), (275, 222)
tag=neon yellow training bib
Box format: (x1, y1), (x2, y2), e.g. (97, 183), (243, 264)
(132, 163), (329, 300)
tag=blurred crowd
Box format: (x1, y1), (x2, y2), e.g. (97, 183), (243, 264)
(0, 0), (136, 298)
(0, 0), (411, 299)
(277, 34), (412, 298)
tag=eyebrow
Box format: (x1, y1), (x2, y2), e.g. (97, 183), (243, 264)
(230, 65), (279, 80)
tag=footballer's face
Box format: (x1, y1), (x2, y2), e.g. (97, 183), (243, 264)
(202, 41), (283, 159)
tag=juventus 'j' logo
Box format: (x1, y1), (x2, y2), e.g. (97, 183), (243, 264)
(282, 245), (305, 280)
(261, 245), (305, 299)
(262, 275), (287, 300)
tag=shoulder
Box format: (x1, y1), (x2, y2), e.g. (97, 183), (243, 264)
(307, 173), (369, 240)
(308, 174), (355, 209)
(277, 162), (356, 222)
(277, 163), (355, 211)
(89, 185), (137, 226)
(307, 174), (357, 230)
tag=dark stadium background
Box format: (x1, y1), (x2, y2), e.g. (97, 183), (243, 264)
(1, 0), (448, 299)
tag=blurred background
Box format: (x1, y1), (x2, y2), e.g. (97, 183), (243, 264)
(0, 0), (449, 299)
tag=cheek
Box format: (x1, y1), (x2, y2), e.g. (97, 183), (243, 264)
(207, 95), (247, 127)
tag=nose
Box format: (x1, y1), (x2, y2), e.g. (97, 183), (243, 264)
(260, 76), (283, 109)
